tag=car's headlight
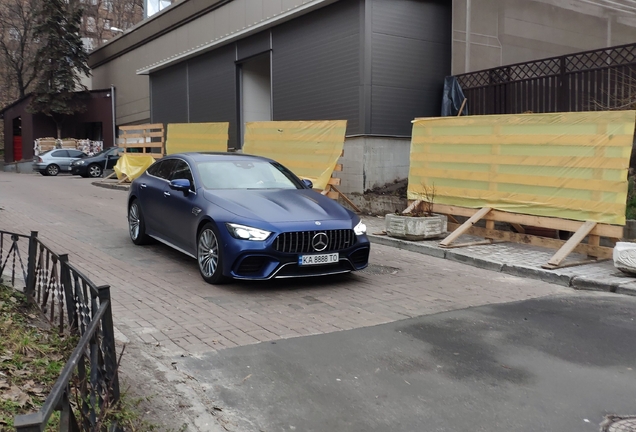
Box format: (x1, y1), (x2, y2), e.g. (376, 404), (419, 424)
(354, 220), (367, 236)
(73, 160), (85, 165)
(226, 223), (271, 241)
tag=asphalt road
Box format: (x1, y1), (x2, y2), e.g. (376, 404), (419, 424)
(179, 292), (636, 432)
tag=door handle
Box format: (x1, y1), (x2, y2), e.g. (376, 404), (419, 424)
(163, 191), (171, 197)
(140, 183), (147, 189)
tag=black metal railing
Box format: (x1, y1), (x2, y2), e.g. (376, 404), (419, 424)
(455, 42), (636, 115)
(0, 230), (120, 431)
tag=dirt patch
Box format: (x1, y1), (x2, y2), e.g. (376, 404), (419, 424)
(364, 179), (407, 198)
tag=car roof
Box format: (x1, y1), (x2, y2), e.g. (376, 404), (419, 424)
(166, 152), (275, 163)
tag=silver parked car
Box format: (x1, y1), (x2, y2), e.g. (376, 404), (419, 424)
(33, 149), (87, 176)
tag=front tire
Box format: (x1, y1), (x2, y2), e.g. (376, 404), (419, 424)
(197, 223), (229, 284)
(88, 164), (102, 178)
(46, 164), (60, 176)
(128, 199), (150, 245)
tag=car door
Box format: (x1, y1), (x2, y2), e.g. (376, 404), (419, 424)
(162, 159), (198, 252)
(50, 150), (70, 170)
(106, 148), (123, 169)
(137, 159), (176, 235)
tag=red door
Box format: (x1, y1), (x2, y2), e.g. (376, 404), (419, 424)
(13, 136), (22, 161)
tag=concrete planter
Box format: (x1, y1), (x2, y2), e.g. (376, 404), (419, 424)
(385, 213), (448, 241)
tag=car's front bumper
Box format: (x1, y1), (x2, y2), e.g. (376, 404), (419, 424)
(70, 165), (88, 175)
(225, 239), (370, 280)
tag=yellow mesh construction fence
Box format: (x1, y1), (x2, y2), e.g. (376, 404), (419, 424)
(408, 111), (636, 225)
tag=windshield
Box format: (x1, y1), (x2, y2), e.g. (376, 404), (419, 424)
(197, 160), (303, 190)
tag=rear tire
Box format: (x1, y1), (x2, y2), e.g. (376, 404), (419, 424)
(128, 199), (151, 245)
(197, 223), (230, 284)
(46, 164), (59, 176)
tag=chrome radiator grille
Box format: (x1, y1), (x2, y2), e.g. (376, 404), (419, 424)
(273, 230), (355, 254)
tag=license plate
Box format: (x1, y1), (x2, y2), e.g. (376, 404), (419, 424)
(298, 253), (339, 266)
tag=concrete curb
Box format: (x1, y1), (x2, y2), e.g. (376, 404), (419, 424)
(368, 234), (446, 259)
(368, 233), (636, 296)
(92, 181), (129, 191)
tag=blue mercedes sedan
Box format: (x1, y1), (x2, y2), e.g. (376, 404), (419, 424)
(127, 153), (370, 284)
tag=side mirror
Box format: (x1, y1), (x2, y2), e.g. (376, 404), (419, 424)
(169, 179), (191, 192)
(302, 179), (313, 189)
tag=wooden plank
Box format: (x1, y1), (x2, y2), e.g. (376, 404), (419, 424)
(328, 177), (341, 186)
(447, 223), (614, 260)
(443, 239), (505, 248)
(119, 124), (164, 130)
(402, 200), (422, 214)
(326, 191), (340, 199)
(546, 221), (597, 267)
(511, 223), (525, 233)
(120, 132), (165, 139)
(543, 258), (610, 270)
(440, 207), (492, 247)
(321, 187), (330, 196)
(432, 203), (623, 238)
(331, 185), (362, 213)
(457, 98), (467, 116)
(333, 164), (343, 172)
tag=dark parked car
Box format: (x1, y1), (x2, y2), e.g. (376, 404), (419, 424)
(71, 147), (124, 178)
(127, 153), (370, 284)
(33, 149), (87, 176)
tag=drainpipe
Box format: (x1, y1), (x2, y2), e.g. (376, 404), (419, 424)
(465, 0), (472, 73)
(108, 84), (116, 178)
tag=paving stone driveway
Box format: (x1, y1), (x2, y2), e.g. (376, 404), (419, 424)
(0, 172), (569, 355)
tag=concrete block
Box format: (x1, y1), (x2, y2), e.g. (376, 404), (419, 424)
(368, 234), (447, 259)
(446, 250), (503, 272)
(501, 264), (572, 287)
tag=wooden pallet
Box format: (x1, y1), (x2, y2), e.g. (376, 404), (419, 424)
(320, 150), (361, 213)
(119, 124), (164, 159)
(408, 202), (622, 269)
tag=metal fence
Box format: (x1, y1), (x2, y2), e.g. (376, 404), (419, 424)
(455, 42), (636, 115)
(0, 230), (120, 431)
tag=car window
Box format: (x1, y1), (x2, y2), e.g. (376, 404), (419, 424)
(146, 161), (162, 177)
(197, 160), (302, 190)
(155, 159), (177, 180)
(170, 160), (195, 188)
(67, 150), (85, 158)
(51, 150), (69, 158)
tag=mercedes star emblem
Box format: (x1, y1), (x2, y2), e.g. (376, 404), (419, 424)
(312, 232), (329, 252)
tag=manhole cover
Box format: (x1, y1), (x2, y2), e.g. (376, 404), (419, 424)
(361, 264), (400, 275)
(602, 416), (636, 432)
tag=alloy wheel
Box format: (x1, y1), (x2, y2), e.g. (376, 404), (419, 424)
(47, 165), (59, 176)
(89, 165), (102, 177)
(129, 203), (140, 240)
(198, 228), (219, 278)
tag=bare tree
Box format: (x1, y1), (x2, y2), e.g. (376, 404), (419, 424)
(79, 0), (143, 50)
(0, 0), (41, 100)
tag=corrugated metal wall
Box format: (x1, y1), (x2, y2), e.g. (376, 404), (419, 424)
(149, 0), (451, 143)
(188, 45), (237, 147)
(272, 0), (362, 135)
(151, 45), (237, 147)
(151, 64), (188, 124)
(370, 0), (451, 136)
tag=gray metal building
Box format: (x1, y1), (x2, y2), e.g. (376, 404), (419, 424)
(146, 0), (452, 148)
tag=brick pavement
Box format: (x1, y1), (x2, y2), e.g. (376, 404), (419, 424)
(0, 171), (569, 355)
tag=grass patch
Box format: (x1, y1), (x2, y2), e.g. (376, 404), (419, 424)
(0, 285), (75, 430)
(0, 285), (161, 431)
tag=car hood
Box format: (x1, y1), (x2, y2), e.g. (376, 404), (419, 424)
(203, 189), (353, 223)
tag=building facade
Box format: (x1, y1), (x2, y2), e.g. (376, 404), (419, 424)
(88, 0), (636, 192)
